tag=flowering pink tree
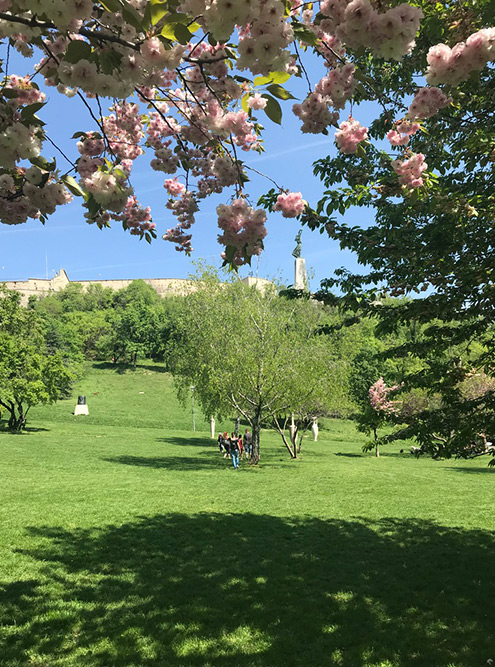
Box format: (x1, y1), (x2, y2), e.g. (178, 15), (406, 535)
(0, 1), (493, 267)
(369, 377), (402, 417)
(364, 377), (402, 457)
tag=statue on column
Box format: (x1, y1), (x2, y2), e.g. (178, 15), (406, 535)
(292, 230), (307, 290)
(292, 230), (302, 258)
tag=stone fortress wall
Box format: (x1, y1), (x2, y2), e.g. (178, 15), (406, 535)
(3, 269), (273, 305)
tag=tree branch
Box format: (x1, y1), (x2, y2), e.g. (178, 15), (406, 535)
(0, 12), (140, 51)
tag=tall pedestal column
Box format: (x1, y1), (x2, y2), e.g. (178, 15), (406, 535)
(294, 257), (308, 290)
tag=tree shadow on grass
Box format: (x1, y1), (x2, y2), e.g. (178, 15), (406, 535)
(447, 466), (495, 474)
(2, 514), (495, 667)
(134, 363), (167, 373)
(334, 452), (363, 458)
(0, 425), (50, 435)
(91, 361), (128, 374)
(91, 362), (167, 374)
(102, 454), (225, 471)
(154, 435), (298, 468)
(102, 453), (293, 472)
(157, 435), (214, 448)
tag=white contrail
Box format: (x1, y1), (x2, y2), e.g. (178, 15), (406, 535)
(0, 223), (83, 236)
(249, 138), (332, 164)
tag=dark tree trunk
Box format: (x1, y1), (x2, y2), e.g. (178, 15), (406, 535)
(6, 402), (26, 431)
(251, 406), (263, 464)
(251, 423), (261, 463)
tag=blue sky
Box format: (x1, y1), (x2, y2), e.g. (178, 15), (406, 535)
(0, 46), (378, 290)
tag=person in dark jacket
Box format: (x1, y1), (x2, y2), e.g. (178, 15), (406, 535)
(229, 432), (240, 469)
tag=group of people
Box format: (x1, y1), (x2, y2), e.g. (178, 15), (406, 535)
(217, 429), (253, 469)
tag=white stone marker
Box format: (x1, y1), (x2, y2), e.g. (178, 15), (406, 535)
(74, 395), (89, 415)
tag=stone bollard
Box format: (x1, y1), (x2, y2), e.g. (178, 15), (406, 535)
(74, 395), (89, 416)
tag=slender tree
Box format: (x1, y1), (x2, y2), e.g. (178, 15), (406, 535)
(0, 289), (76, 430)
(168, 272), (347, 462)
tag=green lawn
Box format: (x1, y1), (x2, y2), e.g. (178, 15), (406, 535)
(1, 363), (494, 666)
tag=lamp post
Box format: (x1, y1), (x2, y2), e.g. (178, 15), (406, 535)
(190, 385), (196, 432)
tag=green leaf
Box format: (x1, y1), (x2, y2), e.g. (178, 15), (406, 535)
(356, 143), (367, 158)
(71, 131), (86, 140)
(266, 83), (296, 100)
(223, 245), (237, 263)
(241, 94), (250, 114)
(30, 156), (56, 171)
(254, 71), (291, 86)
(160, 13), (192, 39)
(174, 22), (192, 44)
(99, 49), (123, 75)
(161, 22), (176, 39)
(99, 0), (123, 11)
(292, 23), (318, 46)
(61, 174), (86, 198)
(121, 1), (145, 32)
(86, 194), (101, 217)
(20, 102), (45, 120)
(1, 88), (18, 99)
(151, 1), (169, 24)
(63, 40), (92, 64)
(261, 94), (282, 125)
(39, 172), (50, 188)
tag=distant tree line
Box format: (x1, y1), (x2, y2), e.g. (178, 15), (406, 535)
(2, 274), (494, 466)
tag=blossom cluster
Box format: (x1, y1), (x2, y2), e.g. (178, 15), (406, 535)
(247, 94), (267, 111)
(321, 0), (423, 60)
(217, 199), (267, 265)
(293, 64), (354, 134)
(164, 179), (186, 197)
(407, 87), (451, 120)
(3, 74), (46, 105)
(113, 195), (155, 236)
(0, 170), (72, 224)
(179, 0), (294, 76)
(426, 28), (495, 85)
(392, 153), (428, 189)
(83, 170), (129, 212)
(335, 117), (368, 154)
(163, 190), (199, 253)
(103, 102), (144, 161)
(369, 377), (401, 415)
(386, 120), (420, 147)
(273, 192), (306, 218)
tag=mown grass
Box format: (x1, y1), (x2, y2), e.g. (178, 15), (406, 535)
(1, 363), (494, 666)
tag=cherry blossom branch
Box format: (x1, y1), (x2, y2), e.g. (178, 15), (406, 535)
(39, 39), (116, 158)
(293, 41), (312, 94)
(136, 86), (191, 155)
(0, 12), (141, 51)
(44, 134), (77, 169)
(321, 40), (399, 113)
(244, 165), (284, 191)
